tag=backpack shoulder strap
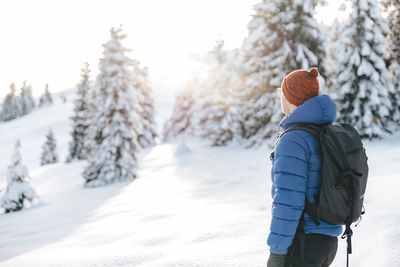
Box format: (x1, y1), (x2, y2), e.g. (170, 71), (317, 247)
(270, 123), (322, 160)
(278, 123), (321, 138)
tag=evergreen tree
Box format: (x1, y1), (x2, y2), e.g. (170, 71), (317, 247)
(382, 0), (400, 128)
(191, 42), (243, 146)
(325, 18), (341, 94)
(0, 83), (23, 121)
(162, 43), (245, 146)
(39, 84), (53, 106)
(41, 128), (58, 165)
(66, 62), (91, 162)
(83, 27), (142, 187)
(329, 0), (393, 139)
(133, 65), (158, 148)
(388, 61), (400, 130)
(239, 0), (325, 147)
(82, 79), (98, 158)
(382, 0), (400, 64)
(1, 141), (37, 213)
(20, 81), (36, 115)
(162, 82), (197, 142)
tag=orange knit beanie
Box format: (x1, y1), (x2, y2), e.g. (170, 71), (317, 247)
(281, 68), (320, 106)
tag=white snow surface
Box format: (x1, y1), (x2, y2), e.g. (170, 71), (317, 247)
(0, 96), (399, 267)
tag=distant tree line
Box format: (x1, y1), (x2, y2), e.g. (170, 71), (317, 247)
(0, 82), (54, 122)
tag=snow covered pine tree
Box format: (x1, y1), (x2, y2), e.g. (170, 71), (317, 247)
(162, 83), (197, 142)
(1, 141), (37, 213)
(20, 80), (36, 115)
(83, 26), (142, 187)
(41, 128), (58, 165)
(382, 0), (400, 128)
(329, 0), (394, 139)
(39, 84), (53, 107)
(239, 0), (326, 148)
(191, 41), (241, 146)
(0, 83), (23, 122)
(82, 68), (98, 159)
(132, 64), (157, 148)
(163, 42), (244, 146)
(66, 62), (91, 162)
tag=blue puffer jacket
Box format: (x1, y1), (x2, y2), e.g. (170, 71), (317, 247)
(267, 94), (343, 255)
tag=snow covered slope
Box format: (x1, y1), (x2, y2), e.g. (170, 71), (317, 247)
(0, 95), (399, 267)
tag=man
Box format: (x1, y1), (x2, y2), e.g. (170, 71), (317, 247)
(267, 68), (342, 267)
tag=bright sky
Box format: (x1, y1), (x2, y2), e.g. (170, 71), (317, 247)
(0, 0), (341, 99)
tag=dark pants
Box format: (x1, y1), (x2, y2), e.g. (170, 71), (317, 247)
(284, 233), (338, 267)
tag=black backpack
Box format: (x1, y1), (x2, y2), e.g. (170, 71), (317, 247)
(270, 122), (369, 267)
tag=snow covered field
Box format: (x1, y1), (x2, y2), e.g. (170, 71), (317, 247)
(0, 95), (399, 267)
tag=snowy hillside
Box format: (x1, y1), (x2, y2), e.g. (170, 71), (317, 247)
(0, 95), (399, 267)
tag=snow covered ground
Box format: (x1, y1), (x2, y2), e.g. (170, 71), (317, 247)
(0, 94), (399, 267)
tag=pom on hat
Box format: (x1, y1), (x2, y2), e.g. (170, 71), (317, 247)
(309, 68), (319, 78)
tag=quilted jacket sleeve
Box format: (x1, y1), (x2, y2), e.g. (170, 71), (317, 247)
(267, 131), (309, 255)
